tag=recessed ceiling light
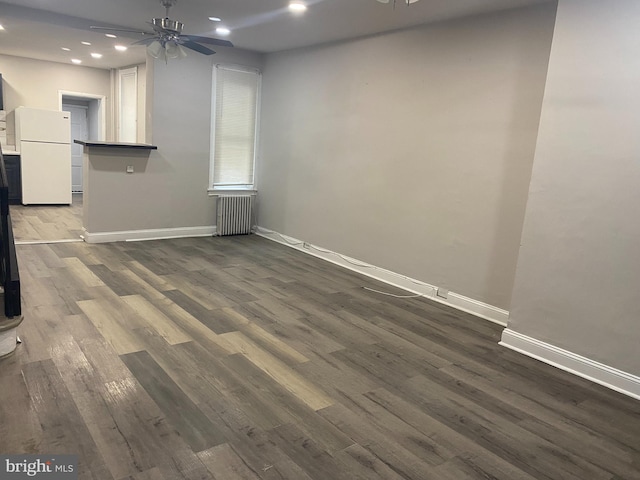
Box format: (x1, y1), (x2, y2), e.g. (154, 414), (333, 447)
(81, 41), (91, 46)
(71, 59), (82, 64)
(61, 47), (71, 51)
(114, 45), (128, 52)
(208, 16), (221, 22)
(216, 27), (231, 36)
(105, 33), (117, 38)
(288, 1), (307, 13)
(91, 53), (103, 59)
(0, 25), (5, 31)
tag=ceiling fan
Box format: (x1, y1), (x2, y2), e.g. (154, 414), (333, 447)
(376, 0), (421, 6)
(90, 0), (233, 60)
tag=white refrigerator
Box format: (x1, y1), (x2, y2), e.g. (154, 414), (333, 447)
(15, 106), (72, 205)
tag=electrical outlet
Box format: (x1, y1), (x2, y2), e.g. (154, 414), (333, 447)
(303, 242), (311, 249)
(126, 165), (134, 173)
(436, 288), (449, 299)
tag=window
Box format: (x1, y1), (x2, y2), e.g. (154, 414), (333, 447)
(118, 66), (138, 143)
(210, 65), (261, 190)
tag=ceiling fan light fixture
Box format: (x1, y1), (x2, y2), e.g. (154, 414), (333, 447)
(148, 40), (164, 59)
(376, 0), (420, 5)
(165, 41), (187, 59)
(165, 43), (178, 58)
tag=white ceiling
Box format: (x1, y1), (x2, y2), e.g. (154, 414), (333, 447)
(0, 0), (550, 69)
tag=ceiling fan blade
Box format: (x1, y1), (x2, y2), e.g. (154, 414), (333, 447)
(180, 40), (217, 55)
(132, 37), (159, 46)
(90, 26), (154, 35)
(181, 35), (233, 48)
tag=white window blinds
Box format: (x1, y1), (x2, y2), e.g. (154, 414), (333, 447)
(118, 66), (138, 143)
(211, 65), (260, 188)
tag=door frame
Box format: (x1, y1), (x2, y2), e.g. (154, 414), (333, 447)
(57, 90), (107, 141)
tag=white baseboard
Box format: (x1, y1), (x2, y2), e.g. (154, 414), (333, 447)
(446, 291), (508, 326)
(16, 238), (84, 245)
(255, 226), (508, 327)
(500, 329), (640, 401)
(83, 226), (216, 243)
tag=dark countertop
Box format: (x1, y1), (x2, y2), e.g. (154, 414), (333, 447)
(74, 140), (158, 150)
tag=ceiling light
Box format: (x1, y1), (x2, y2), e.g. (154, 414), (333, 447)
(148, 41), (163, 59)
(105, 33), (117, 38)
(216, 27), (231, 36)
(288, 1), (307, 13)
(208, 17), (221, 22)
(71, 59), (82, 64)
(81, 41), (91, 46)
(114, 45), (128, 52)
(91, 53), (103, 59)
(0, 25), (5, 31)
(148, 40), (191, 62)
(165, 41), (187, 59)
(61, 47), (71, 51)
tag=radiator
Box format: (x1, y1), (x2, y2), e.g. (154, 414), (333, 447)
(216, 195), (254, 236)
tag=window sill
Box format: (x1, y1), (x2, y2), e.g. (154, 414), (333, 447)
(208, 188), (257, 197)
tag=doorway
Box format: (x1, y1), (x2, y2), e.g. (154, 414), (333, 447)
(63, 103), (88, 193)
(60, 92), (106, 195)
(12, 91), (107, 244)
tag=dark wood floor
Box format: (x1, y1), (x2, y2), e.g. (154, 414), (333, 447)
(1, 235), (639, 480)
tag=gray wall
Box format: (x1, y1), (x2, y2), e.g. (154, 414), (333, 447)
(0, 54), (111, 112)
(87, 48), (263, 233)
(0, 53), (112, 142)
(257, 4), (557, 309)
(507, 0), (640, 375)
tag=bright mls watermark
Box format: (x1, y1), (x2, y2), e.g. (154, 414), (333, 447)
(1, 455), (77, 479)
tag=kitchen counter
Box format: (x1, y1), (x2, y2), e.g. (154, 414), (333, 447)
(78, 140), (158, 242)
(74, 140), (157, 150)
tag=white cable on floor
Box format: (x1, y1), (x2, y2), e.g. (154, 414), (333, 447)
(258, 228), (434, 298)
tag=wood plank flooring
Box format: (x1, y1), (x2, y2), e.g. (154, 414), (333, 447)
(1, 234), (639, 480)
(11, 193), (83, 243)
